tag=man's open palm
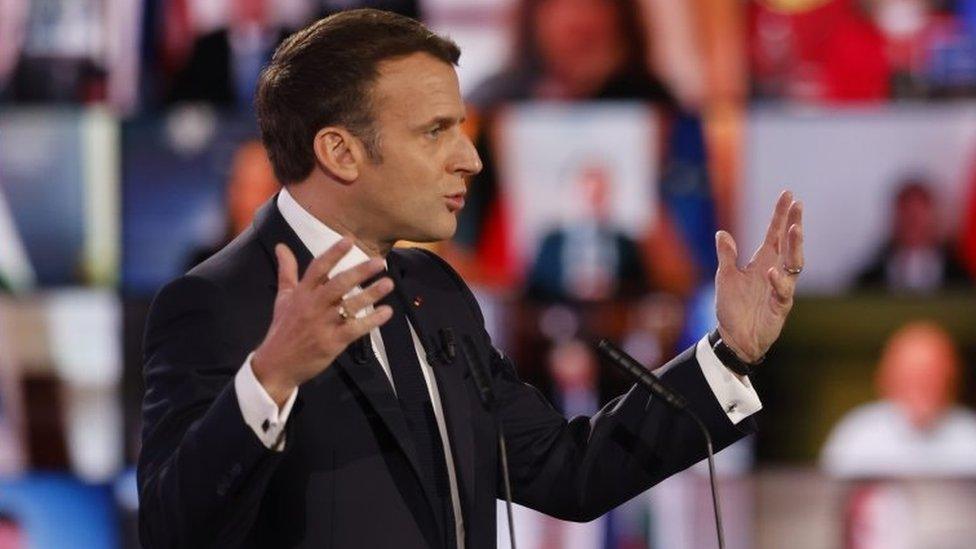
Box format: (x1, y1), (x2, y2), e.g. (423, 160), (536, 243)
(715, 191), (804, 363)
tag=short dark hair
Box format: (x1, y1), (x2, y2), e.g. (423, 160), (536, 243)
(255, 9), (461, 184)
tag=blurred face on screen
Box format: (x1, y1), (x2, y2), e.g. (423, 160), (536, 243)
(353, 53), (482, 244)
(534, 0), (626, 95)
(576, 164), (612, 222)
(878, 322), (959, 429)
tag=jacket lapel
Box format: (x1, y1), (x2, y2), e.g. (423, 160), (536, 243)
(390, 251), (477, 523)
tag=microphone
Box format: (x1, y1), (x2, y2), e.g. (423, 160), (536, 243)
(439, 328), (457, 364)
(459, 335), (517, 549)
(594, 338), (726, 549)
(595, 340), (688, 410)
(460, 334), (494, 409)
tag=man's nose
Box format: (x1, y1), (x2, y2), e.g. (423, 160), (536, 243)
(451, 133), (482, 177)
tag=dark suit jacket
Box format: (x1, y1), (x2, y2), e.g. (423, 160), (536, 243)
(137, 197), (755, 548)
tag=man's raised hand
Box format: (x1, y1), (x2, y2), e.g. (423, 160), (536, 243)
(714, 190), (804, 364)
(252, 238), (394, 406)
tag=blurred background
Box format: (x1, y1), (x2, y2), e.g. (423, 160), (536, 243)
(2, 0), (976, 547)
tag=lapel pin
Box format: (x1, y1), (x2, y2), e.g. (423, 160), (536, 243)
(412, 295), (423, 307)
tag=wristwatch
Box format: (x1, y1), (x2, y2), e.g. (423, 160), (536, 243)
(708, 329), (762, 377)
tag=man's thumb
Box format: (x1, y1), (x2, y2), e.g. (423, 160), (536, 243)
(715, 230), (738, 271)
(275, 244), (299, 291)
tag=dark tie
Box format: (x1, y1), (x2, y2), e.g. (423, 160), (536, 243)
(378, 275), (457, 548)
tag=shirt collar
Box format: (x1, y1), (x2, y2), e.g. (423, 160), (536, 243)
(276, 187), (374, 277)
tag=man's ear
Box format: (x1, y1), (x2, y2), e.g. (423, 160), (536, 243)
(312, 127), (364, 183)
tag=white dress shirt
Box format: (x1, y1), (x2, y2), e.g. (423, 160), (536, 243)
(234, 188), (763, 545)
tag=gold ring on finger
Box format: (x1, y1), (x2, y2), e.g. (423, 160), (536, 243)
(784, 264), (803, 276)
(337, 303), (351, 322)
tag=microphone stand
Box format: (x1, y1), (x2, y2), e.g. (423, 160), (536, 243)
(596, 339), (726, 549)
(460, 335), (517, 549)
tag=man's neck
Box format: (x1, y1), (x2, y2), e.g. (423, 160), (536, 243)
(285, 180), (393, 258)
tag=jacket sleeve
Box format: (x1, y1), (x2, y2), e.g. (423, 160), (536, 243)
(418, 248), (756, 522)
(137, 275), (292, 547)
(489, 344), (754, 522)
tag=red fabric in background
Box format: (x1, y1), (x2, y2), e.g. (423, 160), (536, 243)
(749, 0), (890, 102)
(959, 158), (976, 278)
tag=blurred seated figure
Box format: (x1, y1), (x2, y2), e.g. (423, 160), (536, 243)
(186, 140), (279, 269)
(821, 321), (976, 478)
(856, 178), (970, 293)
(526, 161), (648, 302)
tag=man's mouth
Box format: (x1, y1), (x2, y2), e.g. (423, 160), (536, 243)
(445, 192), (466, 212)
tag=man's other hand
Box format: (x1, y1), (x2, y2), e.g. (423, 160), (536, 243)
(714, 190), (804, 364)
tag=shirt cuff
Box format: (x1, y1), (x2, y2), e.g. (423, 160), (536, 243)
(693, 335), (763, 424)
(234, 352), (298, 451)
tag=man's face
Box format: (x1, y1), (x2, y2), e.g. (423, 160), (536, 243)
(353, 53), (482, 244)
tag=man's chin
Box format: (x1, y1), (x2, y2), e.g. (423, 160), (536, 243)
(398, 223), (457, 245)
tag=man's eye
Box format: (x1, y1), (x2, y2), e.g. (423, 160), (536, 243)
(427, 127), (443, 138)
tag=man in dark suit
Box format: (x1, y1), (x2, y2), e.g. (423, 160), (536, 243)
(137, 9), (805, 548)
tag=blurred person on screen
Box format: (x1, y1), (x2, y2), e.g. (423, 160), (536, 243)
(821, 321), (976, 478)
(186, 139), (280, 269)
(448, 0), (701, 294)
(163, 0), (299, 107)
(526, 161), (649, 302)
(855, 178), (970, 293)
(0, 0), (108, 104)
(748, 0), (965, 102)
(161, 0), (420, 108)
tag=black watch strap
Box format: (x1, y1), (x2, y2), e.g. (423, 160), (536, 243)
(708, 329), (761, 377)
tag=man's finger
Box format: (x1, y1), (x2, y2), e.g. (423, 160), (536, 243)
(786, 223), (804, 273)
(338, 304), (394, 341)
(781, 199), (802, 255)
(300, 237), (354, 290)
(275, 244), (299, 292)
(766, 266), (794, 306)
(317, 258), (386, 305)
(762, 190), (793, 253)
(715, 230), (739, 273)
(337, 277), (394, 319)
